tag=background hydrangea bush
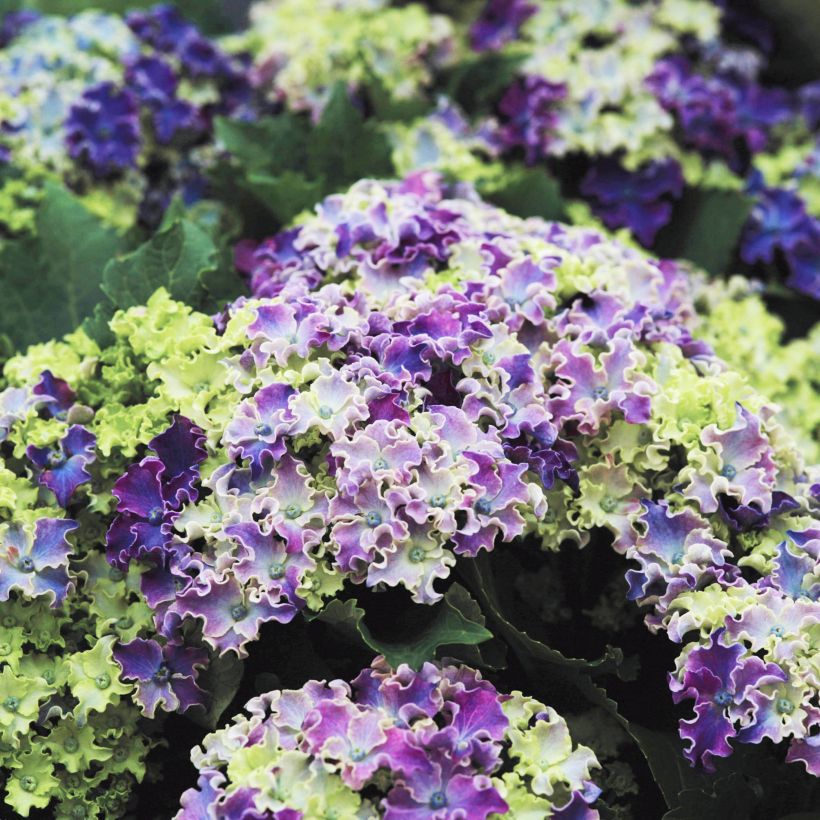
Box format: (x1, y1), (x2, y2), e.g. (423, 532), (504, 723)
(0, 0), (817, 817)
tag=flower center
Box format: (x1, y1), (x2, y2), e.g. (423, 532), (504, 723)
(153, 664), (171, 683)
(268, 562), (285, 579)
(776, 697), (795, 715)
(429, 791), (447, 809)
(95, 673), (111, 690)
(116, 616), (133, 630)
(17, 556), (35, 573)
(64, 736), (80, 753)
(474, 498), (492, 516)
(254, 422), (272, 437)
(720, 464), (737, 480)
(429, 493), (447, 508)
(19, 776), (37, 792)
(230, 604), (247, 621)
(714, 688), (733, 707)
(409, 547), (425, 563)
(147, 507), (164, 526)
(481, 351), (496, 365)
(318, 405), (333, 419)
(350, 747), (366, 762)
(592, 386), (609, 400)
(671, 551), (684, 565)
(284, 504), (302, 520)
(770, 625), (784, 637)
(109, 567), (125, 581)
(599, 495), (618, 513)
(3, 696), (19, 712)
(365, 511), (382, 528)
(374, 457), (388, 470)
(47, 449), (66, 468)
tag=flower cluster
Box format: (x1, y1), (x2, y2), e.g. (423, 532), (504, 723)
(228, 0), (454, 116)
(0, 5), (251, 230)
(237, 176), (819, 773)
(0, 373), (181, 816)
(177, 656), (601, 818)
(2, 174), (817, 799)
(386, 0), (820, 297)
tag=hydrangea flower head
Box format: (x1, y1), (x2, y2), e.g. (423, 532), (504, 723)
(177, 657), (600, 818)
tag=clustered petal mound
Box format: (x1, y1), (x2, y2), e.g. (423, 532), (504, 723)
(0, 172), (816, 816)
(385, 0), (820, 298)
(238, 175), (819, 772)
(177, 657), (601, 819)
(0, 5), (251, 231)
(231, 0), (454, 116)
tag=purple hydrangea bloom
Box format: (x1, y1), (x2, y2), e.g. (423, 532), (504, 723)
(106, 416), (205, 567)
(169, 574), (295, 656)
(580, 159), (684, 246)
(125, 55), (178, 108)
(740, 188), (816, 265)
(126, 4), (195, 53)
(148, 415), (207, 506)
(385, 759), (508, 819)
(470, 0), (536, 52)
(27, 424), (96, 507)
(495, 75), (566, 164)
(647, 58), (790, 168)
(625, 500), (734, 612)
(0, 518), (77, 605)
(64, 82), (141, 178)
(799, 81), (820, 131)
(670, 629), (787, 770)
(547, 335), (656, 436)
(114, 637), (207, 718)
(684, 403), (777, 516)
(32, 370), (76, 419)
(0, 9), (39, 47)
(224, 383), (296, 479)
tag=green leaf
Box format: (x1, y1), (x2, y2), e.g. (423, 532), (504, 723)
(314, 584), (492, 669)
(214, 116), (310, 177)
(0, 183), (124, 348)
(100, 219), (218, 309)
(748, 0), (820, 83)
(481, 166), (566, 221)
(25, 0), (243, 34)
(459, 554), (635, 680)
(189, 652), (245, 730)
(653, 188), (752, 276)
(443, 52), (526, 116)
(626, 724), (709, 810)
(245, 172), (326, 225)
(307, 83), (395, 190)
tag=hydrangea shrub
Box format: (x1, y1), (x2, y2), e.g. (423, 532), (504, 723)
(0, 0), (815, 814)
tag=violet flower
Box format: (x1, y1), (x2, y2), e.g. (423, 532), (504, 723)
(27, 425), (96, 507)
(580, 159), (684, 246)
(65, 82), (141, 178)
(670, 629), (786, 770)
(114, 637), (207, 718)
(0, 518), (77, 605)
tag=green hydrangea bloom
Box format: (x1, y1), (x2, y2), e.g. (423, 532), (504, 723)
(66, 636), (134, 722)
